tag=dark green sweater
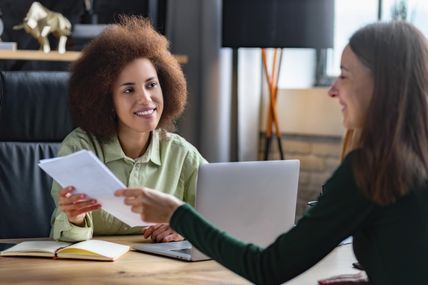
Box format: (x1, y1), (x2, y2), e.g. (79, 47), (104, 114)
(170, 151), (428, 284)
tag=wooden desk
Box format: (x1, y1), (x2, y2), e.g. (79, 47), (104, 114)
(287, 244), (361, 284)
(0, 50), (188, 64)
(0, 236), (360, 284)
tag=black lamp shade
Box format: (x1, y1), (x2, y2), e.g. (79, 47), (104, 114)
(222, 0), (334, 48)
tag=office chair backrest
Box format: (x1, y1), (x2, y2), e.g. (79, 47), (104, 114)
(0, 71), (73, 238)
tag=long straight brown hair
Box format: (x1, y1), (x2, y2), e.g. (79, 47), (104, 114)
(349, 21), (428, 204)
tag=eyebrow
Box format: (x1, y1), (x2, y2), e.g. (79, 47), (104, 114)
(340, 65), (350, 72)
(119, 77), (157, 87)
(146, 76), (157, 82)
(120, 82), (134, 87)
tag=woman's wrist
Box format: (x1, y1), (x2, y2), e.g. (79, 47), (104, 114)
(69, 214), (85, 226)
(167, 198), (184, 222)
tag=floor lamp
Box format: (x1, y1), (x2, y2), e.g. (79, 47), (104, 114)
(261, 48), (284, 160)
(222, 0), (335, 161)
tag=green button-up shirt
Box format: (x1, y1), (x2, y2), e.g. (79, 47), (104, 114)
(50, 128), (207, 242)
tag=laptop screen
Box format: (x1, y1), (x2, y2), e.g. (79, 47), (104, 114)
(195, 160), (300, 247)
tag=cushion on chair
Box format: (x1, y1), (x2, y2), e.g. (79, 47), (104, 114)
(0, 71), (73, 141)
(0, 71), (73, 238)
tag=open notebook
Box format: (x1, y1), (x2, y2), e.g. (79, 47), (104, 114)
(133, 159), (300, 261)
(0, 240), (129, 261)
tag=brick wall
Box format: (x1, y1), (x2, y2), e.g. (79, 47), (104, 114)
(259, 133), (343, 221)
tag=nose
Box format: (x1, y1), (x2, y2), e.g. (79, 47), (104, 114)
(137, 87), (152, 103)
(328, 80), (338, 98)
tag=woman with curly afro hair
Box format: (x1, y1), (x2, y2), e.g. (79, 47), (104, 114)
(50, 15), (206, 243)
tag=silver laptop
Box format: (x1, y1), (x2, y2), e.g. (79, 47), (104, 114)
(133, 159), (300, 261)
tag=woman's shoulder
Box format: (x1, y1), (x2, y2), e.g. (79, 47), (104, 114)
(334, 149), (362, 176)
(314, 149), (374, 212)
(320, 149), (362, 195)
(59, 128), (100, 155)
(156, 129), (207, 162)
(63, 127), (90, 140)
(157, 129), (198, 152)
(342, 149), (361, 163)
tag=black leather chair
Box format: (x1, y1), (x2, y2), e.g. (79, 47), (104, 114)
(0, 71), (74, 238)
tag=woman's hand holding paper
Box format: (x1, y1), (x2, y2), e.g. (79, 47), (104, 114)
(58, 186), (102, 226)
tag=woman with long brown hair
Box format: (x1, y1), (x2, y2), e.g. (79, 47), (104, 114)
(116, 21), (428, 284)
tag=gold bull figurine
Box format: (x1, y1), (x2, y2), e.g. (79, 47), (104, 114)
(13, 2), (71, 53)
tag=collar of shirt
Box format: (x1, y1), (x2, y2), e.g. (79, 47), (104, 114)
(101, 130), (162, 166)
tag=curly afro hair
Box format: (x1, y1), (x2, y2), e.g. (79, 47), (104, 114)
(69, 15), (187, 141)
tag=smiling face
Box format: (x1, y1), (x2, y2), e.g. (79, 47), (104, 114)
(328, 45), (374, 129)
(112, 58), (163, 137)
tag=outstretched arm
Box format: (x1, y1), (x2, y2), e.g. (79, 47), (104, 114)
(115, 154), (373, 285)
(114, 188), (183, 224)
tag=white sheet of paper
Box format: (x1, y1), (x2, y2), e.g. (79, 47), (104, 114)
(39, 150), (148, 227)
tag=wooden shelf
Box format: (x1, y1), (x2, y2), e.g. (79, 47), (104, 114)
(0, 50), (80, 61)
(0, 50), (188, 64)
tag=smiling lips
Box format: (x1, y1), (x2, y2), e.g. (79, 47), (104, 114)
(134, 107), (156, 117)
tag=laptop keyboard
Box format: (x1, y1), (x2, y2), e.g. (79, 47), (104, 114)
(171, 248), (192, 255)
(144, 240), (192, 250)
(133, 240), (194, 259)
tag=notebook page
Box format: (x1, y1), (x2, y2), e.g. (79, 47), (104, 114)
(58, 240), (130, 260)
(1, 241), (70, 255)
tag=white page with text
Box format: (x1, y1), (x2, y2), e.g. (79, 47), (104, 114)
(39, 150), (149, 227)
